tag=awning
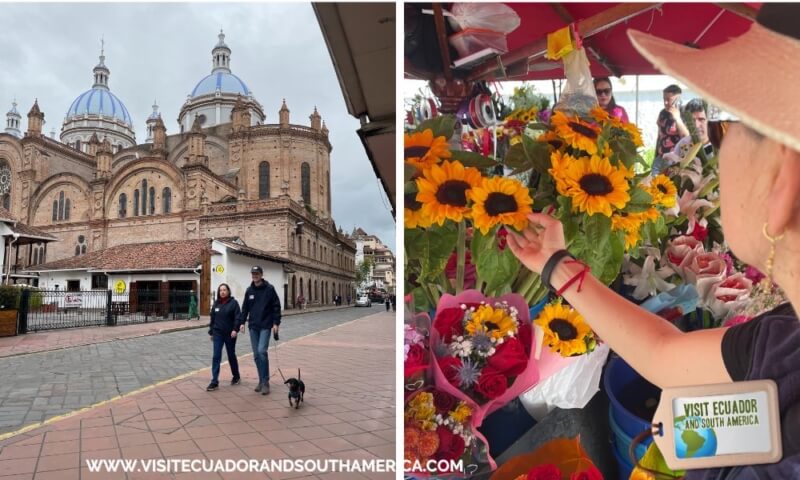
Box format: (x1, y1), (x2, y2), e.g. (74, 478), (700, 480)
(314, 2), (396, 216)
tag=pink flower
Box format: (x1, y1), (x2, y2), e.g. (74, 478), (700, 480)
(709, 273), (753, 320)
(685, 252), (728, 305)
(690, 223), (708, 242)
(404, 324), (424, 347)
(719, 252), (735, 276)
(665, 236), (704, 279)
(445, 251), (477, 290)
(744, 266), (766, 284)
(723, 315), (752, 328)
(497, 226), (509, 251)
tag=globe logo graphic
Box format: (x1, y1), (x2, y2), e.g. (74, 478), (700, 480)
(674, 416), (718, 458)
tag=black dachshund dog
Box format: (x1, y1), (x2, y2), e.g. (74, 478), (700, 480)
(284, 369), (305, 409)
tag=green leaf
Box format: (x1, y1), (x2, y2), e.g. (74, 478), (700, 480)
(470, 228), (520, 296)
(608, 136), (638, 168)
(411, 287), (433, 314)
(404, 180), (417, 195)
(626, 186), (653, 213)
(450, 150), (498, 169)
(504, 143), (534, 173)
(406, 223), (459, 284)
(404, 163), (418, 183)
(522, 135), (553, 174)
(415, 115), (456, 140)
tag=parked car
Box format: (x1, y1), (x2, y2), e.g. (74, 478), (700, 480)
(355, 295), (372, 307)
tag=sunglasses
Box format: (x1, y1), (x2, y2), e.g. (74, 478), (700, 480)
(595, 88), (612, 96)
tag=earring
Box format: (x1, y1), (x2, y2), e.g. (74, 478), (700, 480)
(762, 222), (785, 289)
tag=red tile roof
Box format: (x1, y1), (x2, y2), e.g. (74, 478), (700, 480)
(26, 239), (214, 272)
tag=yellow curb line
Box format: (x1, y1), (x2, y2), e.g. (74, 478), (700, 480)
(0, 312), (385, 443)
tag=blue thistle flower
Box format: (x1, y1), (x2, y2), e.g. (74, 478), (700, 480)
(456, 358), (481, 389)
(471, 332), (493, 352)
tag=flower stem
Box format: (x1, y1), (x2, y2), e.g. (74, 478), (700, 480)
(456, 220), (466, 293)
(517, 269), (538, 299)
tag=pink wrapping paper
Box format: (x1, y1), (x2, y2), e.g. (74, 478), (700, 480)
(429, 290), (574, 470)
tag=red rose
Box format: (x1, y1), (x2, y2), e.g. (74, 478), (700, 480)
(434, 308), (465, 343)
(570, 465), (603, 480)
(474, 367), (508, 400)
(434, 425), (466, 463)
(526, 464), (561, 480)
(432, 390), (458, 415)
(404, 344), (428, 380)
(445, 251), (477, 289)
(518, 323), (533, 355)
(437, 356), (463, 388)
(497, 226), (509, 251)
(487, 337), (528, 376)
(690, 223), (708, 242)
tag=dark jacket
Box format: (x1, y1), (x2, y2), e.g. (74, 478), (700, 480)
(208, 297), (241, 336)
(240, 281), (282, 330)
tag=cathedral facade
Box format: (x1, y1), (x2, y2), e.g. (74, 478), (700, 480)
(0, 32), (356, 309)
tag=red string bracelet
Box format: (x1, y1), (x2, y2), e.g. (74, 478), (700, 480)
(555, 259), (591, 296)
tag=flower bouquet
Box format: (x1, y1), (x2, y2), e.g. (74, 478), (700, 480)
(488, 437), (603, 480)
(405, 323), (431, 399)
(404, 387), (490, 477)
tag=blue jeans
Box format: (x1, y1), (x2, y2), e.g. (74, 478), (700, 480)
(211, 334), (240, 384)
(249, 327), (271, 385)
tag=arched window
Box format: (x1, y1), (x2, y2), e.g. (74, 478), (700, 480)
(259, 162), (270, 199)
(119, 193), (127, 218)
(75, 245), (80, 256)
(301, 162), (311, 204)
(307, 240), (311, 257)
(52, 200), (58, 222)
(81, 245), (87, 255)
(32, 247), (38, 266)
(64, 198), (70, 220)
(162, 187), (171, 214)
(149, 187), (155, 215)
(133, 190), (140, 216)
(75, 140), (81, 152)
(142, 180), (148, 215)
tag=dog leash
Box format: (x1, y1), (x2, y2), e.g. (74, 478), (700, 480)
(271, 337), (287, 383)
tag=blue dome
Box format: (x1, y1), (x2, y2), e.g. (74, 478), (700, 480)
(191, 72), (251, 97)
(66, 88), (132, 125)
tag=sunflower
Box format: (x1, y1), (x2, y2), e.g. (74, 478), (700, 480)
(405, 129), (452, 170)
(534, 302), (593, 357)
(549, 150), (580, 196)
(469, 177), (533, 234)
(646, 175), (677, 208)
(563, 155), (630, 217)
(624, 226), (643, 250)
(622, 122), (644, 147)
(630, 207), (660, 224)
(538, 129), (565, 151)
(611, 212), (639, 232)
(404, 191), (432, 229)
(551, 110), (600, 155)
(590, 106), (611, 124)
(465, 304), (518, 341)
(415, 160), (482, 225)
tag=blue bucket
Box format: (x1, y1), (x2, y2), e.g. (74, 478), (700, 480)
(612, 443), (635, 480)
(604, 357), (660, 477)
(609, 405), (647, 476)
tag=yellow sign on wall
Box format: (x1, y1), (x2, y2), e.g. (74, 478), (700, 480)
(113, 280), (126, 294)
(215, 265), (225, 274)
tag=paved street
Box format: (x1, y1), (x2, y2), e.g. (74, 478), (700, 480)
(0, 310), (395, 480)
(0, 305), (387, 435)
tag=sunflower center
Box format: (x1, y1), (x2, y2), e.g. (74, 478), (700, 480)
(568, 122), (599, 139)
(405, 146), (430, 159)
(579, 174), (614, 196)
(485, 321), (500, 331)
(549, 319), (578, 341)
(485, 192), (518, 216)
(404, 192), (422, 211)
(657, 184), (668, 194)
(435, 181), (470, 207)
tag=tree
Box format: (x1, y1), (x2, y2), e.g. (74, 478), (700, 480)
(355, 258), (374, 288)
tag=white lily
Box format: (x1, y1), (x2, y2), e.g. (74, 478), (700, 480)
(678, 190), (715, 233)
(624, 255), (677, 301)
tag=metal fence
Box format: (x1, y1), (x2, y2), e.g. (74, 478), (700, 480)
(18, 290), (198, 333)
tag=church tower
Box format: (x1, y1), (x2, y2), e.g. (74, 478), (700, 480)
(4, 100), (22, 138)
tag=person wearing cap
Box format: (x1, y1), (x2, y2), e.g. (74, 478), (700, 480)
(239, 265), (282, 395)
(509, 4), (800, 476)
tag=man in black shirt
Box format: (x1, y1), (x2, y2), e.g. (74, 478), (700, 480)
(239, 266), (281, 395)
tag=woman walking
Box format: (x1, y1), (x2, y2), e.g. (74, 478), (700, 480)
(207, 283), (241, 391)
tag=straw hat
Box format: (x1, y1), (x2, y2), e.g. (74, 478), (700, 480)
(627, 4), (800, 152)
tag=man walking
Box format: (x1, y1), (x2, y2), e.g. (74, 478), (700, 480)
(239, 266), (281, 395)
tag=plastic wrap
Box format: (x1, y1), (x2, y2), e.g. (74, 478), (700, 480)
(553, 48), (599, 117)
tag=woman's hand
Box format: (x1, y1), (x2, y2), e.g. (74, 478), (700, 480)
(231, 330), (237, 339)
(507, 213), (566, 273)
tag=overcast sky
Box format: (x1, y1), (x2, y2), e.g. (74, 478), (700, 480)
(0, 2), (395, 252)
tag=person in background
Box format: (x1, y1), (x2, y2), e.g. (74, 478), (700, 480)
(653, 98), (715, 174)
(240, 266), (282, 395)
(510, 5), (800, 476)
(206, 283), (241, 391)
(384, 295), (391, 312)
(655, 84), (690, 160)
(593, 77), (629, 123)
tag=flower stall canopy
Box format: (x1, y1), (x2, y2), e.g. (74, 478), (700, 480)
(406, 2), (759, 82)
